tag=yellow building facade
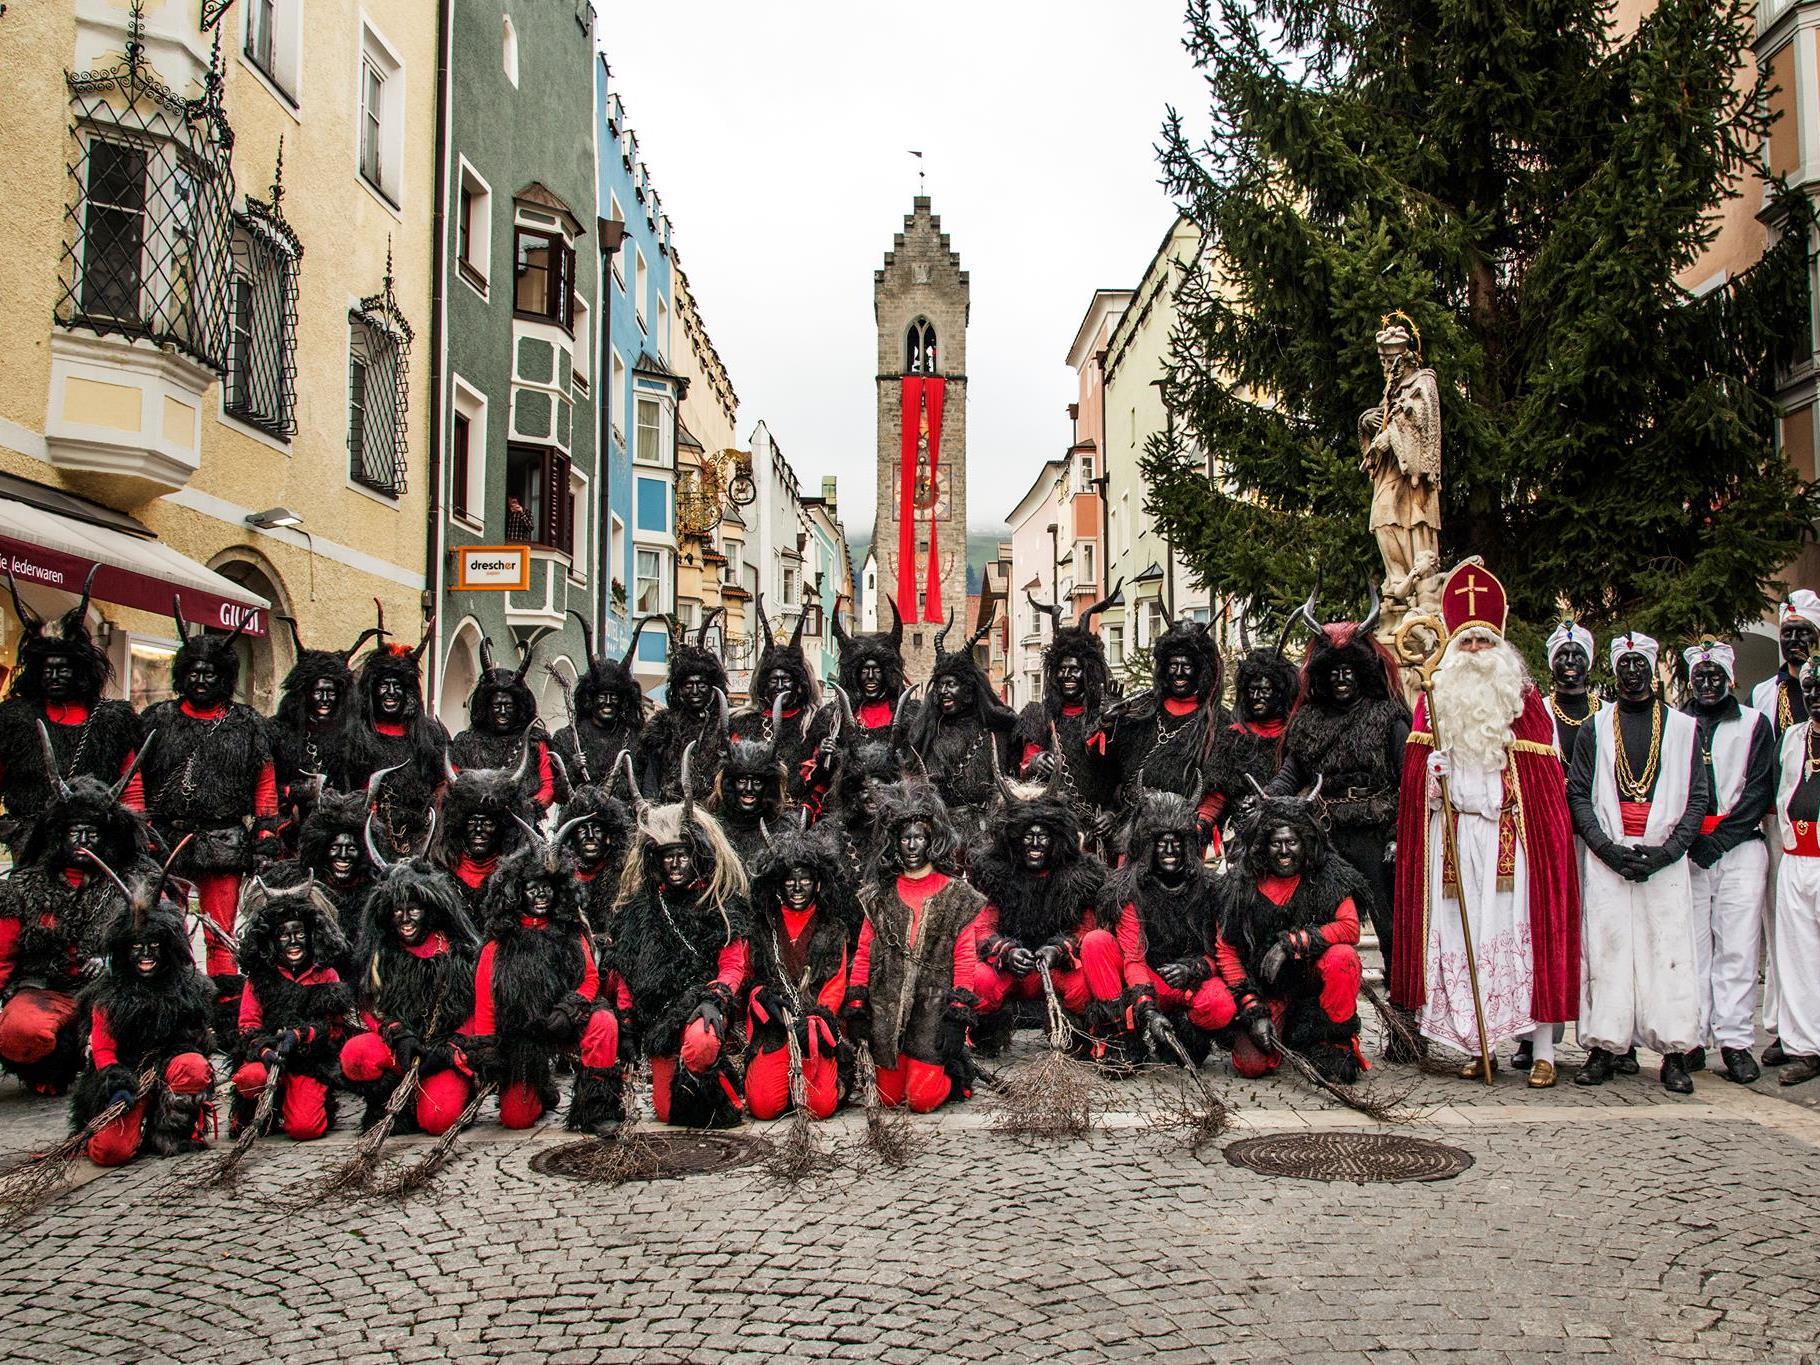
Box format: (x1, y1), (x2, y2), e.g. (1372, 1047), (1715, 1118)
(0, 0), (434, 711)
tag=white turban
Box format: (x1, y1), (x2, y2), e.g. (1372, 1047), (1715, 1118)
(1780, 590), (1820, 630)
(1682, 639), (1735, 684)
(1545, 620), (1594, 667)
(1610, 631), (1659, 671)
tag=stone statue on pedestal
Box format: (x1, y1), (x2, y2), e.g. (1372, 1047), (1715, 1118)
(1357, 315), (1442, 627)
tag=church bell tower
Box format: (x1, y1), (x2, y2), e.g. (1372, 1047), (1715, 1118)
(874, 197), (969, 684)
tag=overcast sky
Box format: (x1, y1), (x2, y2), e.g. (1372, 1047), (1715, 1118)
(595, 2), (1210, 538)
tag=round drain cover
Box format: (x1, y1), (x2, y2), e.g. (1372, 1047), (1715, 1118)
(531, 1132), (756, 1183)
(1223, 1132), (1473, 1184)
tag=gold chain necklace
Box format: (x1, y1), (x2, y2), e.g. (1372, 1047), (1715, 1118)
(1549, 694), (1599, 730)
(1806, 723), (1820, 778)
(1614, 701), (1663, 802)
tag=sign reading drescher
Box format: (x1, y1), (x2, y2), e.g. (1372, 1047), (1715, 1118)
(455, 545), (532, 592)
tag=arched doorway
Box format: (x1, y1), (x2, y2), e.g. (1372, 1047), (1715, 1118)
(210, 554), (292, 714)
(440, 618), (483, 736)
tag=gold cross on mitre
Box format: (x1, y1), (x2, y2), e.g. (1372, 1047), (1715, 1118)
(1451, 568), (1489, 618)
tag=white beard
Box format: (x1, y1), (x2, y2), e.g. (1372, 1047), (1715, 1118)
(1431, 637), (1528, 773)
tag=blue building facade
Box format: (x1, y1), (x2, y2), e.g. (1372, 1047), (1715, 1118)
(595, 60), (680, 693)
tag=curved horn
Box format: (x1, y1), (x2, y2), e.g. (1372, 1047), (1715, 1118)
(410, 614), (436, 662)
(680, 740), (698, 825)
(65, 562), (101, 634)
(509, 812), (547, 851)
(1079, 578), (1122, 631)
(989, 741), (1019, 807)
(109, 729), (155, 802)
(615, 749), (652, 819)
(567, 609), (599, 671)
(789, 597), (809, 649)
(76, 846), (133, 900)
(515, 626), (553, 684)
(510, 739), (533, 787)
(756, 594), (774, 653)
(1244, 772), (1270, 800)
(171, 593), (189, 642)
(3, 566), (41, 632)
(619, 613), (665, 669)
(768, 693), (787, 744)
(362, 809), (395, 872)
(1357, 583), (1381, 637)
(34, 721), (74, 801)
(831, 593), (851, 647)
(886, 596), (903, 649)
(550, 810), (592, 851)
(968, 600), (997, 650)
(1044, 723), (1065, 799)
(1305, 772), (1323, 805)
(716, 687), (731, 740)
(339, 627), (384, 663)
(1295, 591), (1322, 640)
(279, 615), (306, 655)
(443, 750), (460, 785)
(759, 816), (770, 843)
(364, 761), (406, 810)
(479, 635), (497, 675)
(932, 609), (954, 657)
(1025, 591), (1064, 628)
(696, 606), (722, 648)
(827, 679), (853, 739)
(373, 597), (386, 638)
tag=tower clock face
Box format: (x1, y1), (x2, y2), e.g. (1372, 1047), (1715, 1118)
(894, 466), (953, 521)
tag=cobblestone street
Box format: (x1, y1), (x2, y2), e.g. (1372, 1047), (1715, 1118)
(4, 1015), (1820, 1365)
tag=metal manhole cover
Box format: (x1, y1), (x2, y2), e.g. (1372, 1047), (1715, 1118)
(1223, 1132), (1473, 1184)
(531, 1132), (757, 1183)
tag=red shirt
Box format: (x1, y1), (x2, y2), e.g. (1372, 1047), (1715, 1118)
(851, 870), (977, 994)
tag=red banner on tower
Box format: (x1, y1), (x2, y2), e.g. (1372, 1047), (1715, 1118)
(897, 375), (922, 616)
(921, 377), (945, 621)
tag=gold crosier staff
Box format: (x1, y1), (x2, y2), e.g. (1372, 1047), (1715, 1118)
(1393, 605), (1495, 1085)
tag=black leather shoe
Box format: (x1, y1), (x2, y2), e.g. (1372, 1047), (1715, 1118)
(1575, 1048), (1614, 1086)
(1779, 1055), (1820, 1087)
(1685, 1046), (1706, 1072)
(1720, 1046), (1760, 1085)
(1615, 1047), (1640, 1075)
(1512, 1040), (1534, 1071)
(1660, 1053), (1694, 1094)
(1763, 1037), (1788, 1067)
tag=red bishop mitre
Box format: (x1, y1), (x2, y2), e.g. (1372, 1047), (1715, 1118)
(1440, 561), (1508, 640)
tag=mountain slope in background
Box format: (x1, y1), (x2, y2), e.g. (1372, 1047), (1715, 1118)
(846, 528), (1007, 600)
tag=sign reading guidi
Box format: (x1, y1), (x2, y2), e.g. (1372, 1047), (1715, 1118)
(455, 545), (531, 592)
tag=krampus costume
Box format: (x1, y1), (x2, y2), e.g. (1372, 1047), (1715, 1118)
(610, 747), (753, 1126)
(339, 841), (480, 1136)
(1016, 585), (1122, 834)
(1269, 594), (1409, 960)
(968, 758), (1120, 1054)
(555, 776), (635, 937)
(0, 740), (153, 1095)
(466, 823), (623, 1132)
(262, 787), (376, 936)
(815, 594), (916, 739)
(1201, 632), (1298, 843)
(713, 697), (794, 868)
(743, 821), (855, 1120)
(139, 600), (279, 1036)
(437, 744), (538, 911)
(844, 781), (983, 1112)
(732, 596), (820, 800)
(268, 616), (383, 849)
(230, 883), (355, 1141)
(0, 566), (143, 852)
(71, 894), (215, 1167)
(550, 611), (656, 787)
(638, 611), (730, 803)
(1211, 785), (1366, 1082)
(901, 607), (1015, 835)
(450, 631), (563, 812)
(338, 616), (448, 815)
(1104, 613), (1223, 837)
(1108, 791), (1227, 1063)
(820, 736), (905, 887)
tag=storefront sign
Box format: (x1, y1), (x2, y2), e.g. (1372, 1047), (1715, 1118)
(455, 545), (532, 592)
(0, 537), (267, 637)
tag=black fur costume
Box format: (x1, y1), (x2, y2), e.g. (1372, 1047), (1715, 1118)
(731, 597), (820, 797)
(820, 737), (904, 891)
(0, 567), (143, 852)
(0, 760), (155, 1093)
(468, 836), (622, 1131)
(262, 788), (376, 934)
(1202, 647), (1299, 831)
(231, 884), (356, 1134)
(555, 781), (634, 936)
(970, 779), (1106, 968)
(1215, 792), (1366, 1075)
(1104, 615), (1222, 805)
(338, 626), (449, 808)
(449, 631), (564, 808)
(810, 594), (917, 745)
(901, 608), (1016, 833)
(437, 746), (539, 908)
(268, 616), (383, 847)
(69, 904), (214, 1157)
(1013, 584), (1121, 814)
(743, 821), (855, 1089)
(712, 699), (793, 870)
(550, 611), (654, 788)
(638, 612), (730, 803)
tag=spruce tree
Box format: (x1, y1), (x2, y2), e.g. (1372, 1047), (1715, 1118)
(1145, 0), (1816, 638)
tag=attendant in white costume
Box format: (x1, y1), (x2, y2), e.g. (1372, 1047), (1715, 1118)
(1567, 632), (1711, 1094)
(1769, 659), (1820, 1087)
(1545, 620), (1600, 771)
(1680, 640), (1774, 1085)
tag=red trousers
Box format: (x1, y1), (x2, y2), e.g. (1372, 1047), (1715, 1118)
(338, 1032), (472, 1136)
(498, 1011), (621, 1129)
(0, 988), (79, 1069)
(650, 1019), (741, 1124)
(1130, 965), (1239, 1033)
(873, 1055), (952, 1113)
(975, 928), (1122, 1017)
(1217, 944), (1362, 1079)
(88, 1051), (211, 1167)
(196, 872), (241, 976)
(744, 1013), (840, 1121)
(231, 1062), (331, 1141)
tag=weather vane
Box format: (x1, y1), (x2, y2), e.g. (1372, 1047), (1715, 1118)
(909, 149), (925, 195)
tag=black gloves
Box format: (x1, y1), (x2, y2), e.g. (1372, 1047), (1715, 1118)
(1259, 941), (1290, 986)
(383, 1021), (422, 1070)
(840, 985), (871, 1034)
(1157, 957), (1210, 991)
(690, 999), (725, 1041)
(542, 1007), (578, 1045)
(1003, 944), (1038, 976)
(1248, 1011), (1279, 1056)
(1689, 838), (1721, 871)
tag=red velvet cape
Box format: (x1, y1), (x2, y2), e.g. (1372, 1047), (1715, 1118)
(1389, 687), (1581, 1021)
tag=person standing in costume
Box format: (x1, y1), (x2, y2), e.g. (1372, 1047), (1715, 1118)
(1681, 639), (1774, 1084)
(1768, 658), (1820, 1086)
(1104, 614), (1222, 843)
(733, 597), (820, 800)
(639, 611), (730, 803)
(1200, 636), (1298, 851)
(1545, 620), (1600, 771)
(712, 699), (794, 869)
(261, 788), (377, 938)
(449, 632), (562, 813)
(817, 595), (916, 739)
(551, 612), (657, 789)
(337, 616), (448, 830)
(1015, 585), (1122, 845)
(1751, 592), (1820, 736)
(436, 748), (538, 913)
(843, 781), (983, 1113)
(900, 608), (1014, 836)
(1568, 632), (1710, 1093)
(0, 568), (143, 854)
(1389, 564), (1580, 1085)
(267, 617), (382, 849)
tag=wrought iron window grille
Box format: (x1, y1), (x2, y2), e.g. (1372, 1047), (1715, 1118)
(57, 5), (236, 373)
(226, 139), (300, 438)
(348, 244), (413, 497)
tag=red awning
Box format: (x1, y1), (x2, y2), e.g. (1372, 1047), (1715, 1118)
(0, 497), (269, 636)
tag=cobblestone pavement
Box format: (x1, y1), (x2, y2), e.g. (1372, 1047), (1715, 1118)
(3, 1016), (1819, 1364)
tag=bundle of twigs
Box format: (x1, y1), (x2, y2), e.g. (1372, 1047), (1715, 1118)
(853, 1041), (918, 1170)
(0, 1066), (157, 1228)
(371, 1082), (497, 1200)
(311, 1058), (422, 1201)
(177, 1061), (283, 1191)
(985, 964), (1104, 1142)
(564, 1063), (672, 1186)
(1361, 983), (1456, 1077)
(758, 1009), (840, 1185)
(1277, 1041), (1417, 1123)
(1144, 1019), (1233, 1154)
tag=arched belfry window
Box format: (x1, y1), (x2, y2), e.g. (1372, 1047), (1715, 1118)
(906, 318), (938, 375)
